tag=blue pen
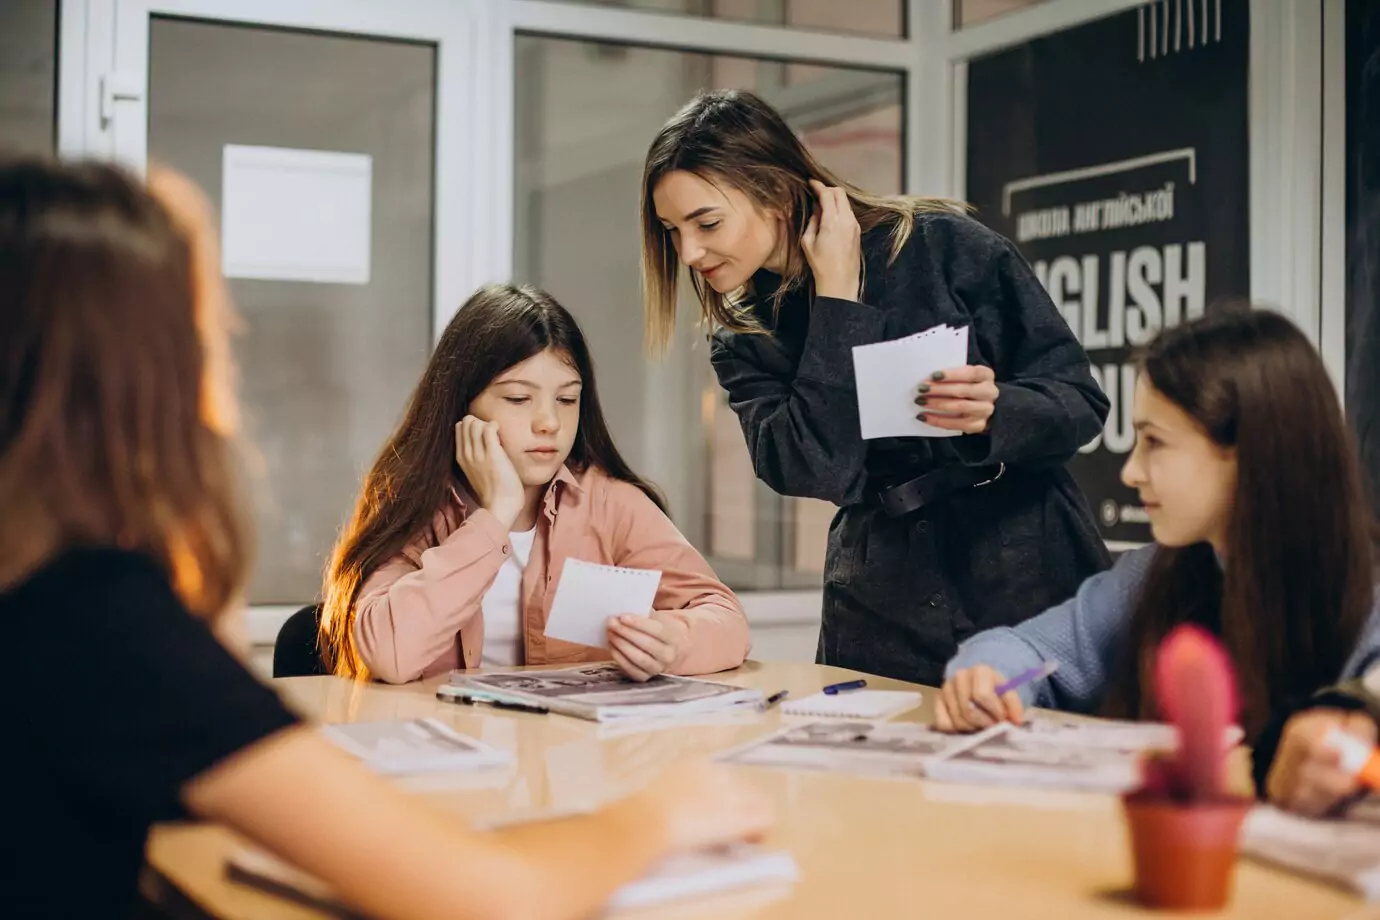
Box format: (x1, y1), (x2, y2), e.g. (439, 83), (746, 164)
(822, 679), (867, 695)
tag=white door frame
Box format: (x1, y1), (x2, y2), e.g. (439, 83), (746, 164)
(58, 0), (488, 340)
(477, 0), (924, 286)
(1320, 0), (1347, 401)
(930, 0), (1328, 367)
(61, 0), (929, 354)
(57, 0), (919, 621)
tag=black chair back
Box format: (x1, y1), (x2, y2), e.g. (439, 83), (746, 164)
(272, 604), (327, 678)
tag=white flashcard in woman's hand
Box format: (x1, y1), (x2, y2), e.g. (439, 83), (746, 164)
(851, 324), (969, 439)
(543, 559), (662, 649)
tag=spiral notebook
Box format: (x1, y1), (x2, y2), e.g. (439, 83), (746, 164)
(780, 690), (921, 720)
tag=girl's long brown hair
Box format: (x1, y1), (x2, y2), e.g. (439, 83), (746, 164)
(1100, 308), (1376, 740)
(640, 88), (965, 352)
(320, 284), (665, 677)
(0, 159), (248, 619)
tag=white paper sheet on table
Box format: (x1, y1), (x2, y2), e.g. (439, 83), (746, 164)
(320, 718), (511, 776)
(1241, 801), (1380, 900)
(543, 559), (662, 649)
(851, 324), (970, 440)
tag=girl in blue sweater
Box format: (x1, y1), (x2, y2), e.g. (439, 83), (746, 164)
(939, 309), (1380, 804)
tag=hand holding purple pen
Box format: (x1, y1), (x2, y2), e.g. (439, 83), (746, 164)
(934, 660), (1059, 733)
(992, 661), (1059, 698)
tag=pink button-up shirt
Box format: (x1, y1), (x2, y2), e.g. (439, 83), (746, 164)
(353, 465), (751, 683)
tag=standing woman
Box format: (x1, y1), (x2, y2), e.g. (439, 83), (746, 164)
(640, 89), (1112, 685)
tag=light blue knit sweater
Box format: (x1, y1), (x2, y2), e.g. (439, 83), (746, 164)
(945, 545), (1380, 709)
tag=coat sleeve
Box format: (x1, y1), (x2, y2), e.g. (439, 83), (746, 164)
(709, 297), (886, 505)
(934, 216), (1110, 469)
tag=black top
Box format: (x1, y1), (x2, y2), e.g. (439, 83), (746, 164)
(711, 211), (1110, 501)
(0, 547), (298, 918)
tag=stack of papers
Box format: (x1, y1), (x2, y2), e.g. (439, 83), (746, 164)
(851, 324), (970, 440)
(720, 716), (1193, 793)
(447, 663), (765, 723)
(920, 721), (1143, 792)
(320, 718), (511, 776)
(720, 721), (961, 778)
(1241, 801), (1380, 900)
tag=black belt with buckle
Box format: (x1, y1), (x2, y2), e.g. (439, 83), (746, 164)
(875, 462), (1006, 518)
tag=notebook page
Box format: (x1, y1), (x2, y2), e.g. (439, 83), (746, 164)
(781, 690), (921, 720)
(544, 559), (662, 649)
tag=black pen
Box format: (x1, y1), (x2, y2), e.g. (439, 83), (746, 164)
(477, 698), (550, 715)
(436, 689), (549, 715)
(761, 689), (789, 710)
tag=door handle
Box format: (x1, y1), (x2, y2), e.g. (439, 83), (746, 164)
(100, 74), (144, 128)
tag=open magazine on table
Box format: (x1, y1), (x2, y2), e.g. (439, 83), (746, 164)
(445, 663), (764, 723)
(719, 714), (1230, 793)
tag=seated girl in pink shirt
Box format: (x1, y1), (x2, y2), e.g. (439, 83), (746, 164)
(320, 284), (750, 683)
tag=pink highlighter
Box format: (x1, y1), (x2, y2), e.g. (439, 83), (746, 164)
(1324, 727), (1380, 790)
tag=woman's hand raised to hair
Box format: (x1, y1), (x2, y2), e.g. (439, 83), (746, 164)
(934, 664), (1025, 733)
(801, 179), (862, 302)
(455, 417), (525, 530)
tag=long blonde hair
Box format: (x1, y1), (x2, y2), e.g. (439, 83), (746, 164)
(640, 89), (965, 352)
(0, 159), (249, 620)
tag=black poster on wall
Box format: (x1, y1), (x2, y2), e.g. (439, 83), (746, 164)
(1346, 0), (1380, 517)
(965, 0), (1249, 545)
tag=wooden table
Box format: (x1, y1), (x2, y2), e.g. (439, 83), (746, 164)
(144, 661), (1373, 919)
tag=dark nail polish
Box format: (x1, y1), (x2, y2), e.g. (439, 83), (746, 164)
(931, 371), (946, 382)
(917, 383), (931, 394)
(916, 412), (928, 421)
(915, 396), (928, 406)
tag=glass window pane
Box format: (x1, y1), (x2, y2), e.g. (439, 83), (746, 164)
(149, 18), (436, 604)
(552, 0), (904, 38)
(0, 0), (57, 157)
(709, 394), (755, 561)
(792, 499), (833, 574)
(514, 35), (902, 589)
(954, 0), (1047, 29)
